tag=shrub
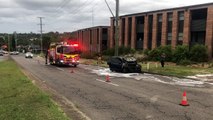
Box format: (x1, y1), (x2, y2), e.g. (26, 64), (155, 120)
(148, 49), (161, 61)
(136, 55), (149, 62)
(157, 45), (173, 61)
(102, 48), (114, 56)
(137, 50), (144, 54)
(189, 44), (208, 62)
(81, 51), (96, 59)
(178, 59), (192, 65)
(130, 48), (136, 54)
(101, 55), (110, 61)
(173, 45), (189, 63)
(147, 45), (173, 61)
(143, 49), (150, 56)
(119, 46), (136, 55)
(102, 46), (136, 56)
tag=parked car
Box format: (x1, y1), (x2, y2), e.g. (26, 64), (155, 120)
(3, 51), (8, 54)
(25, 52), (33, 58)
(10, 51), (19, 55)
(107, 56), (141, 73)
(0, 50), (3, 56)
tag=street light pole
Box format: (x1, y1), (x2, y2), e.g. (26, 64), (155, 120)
(114, 0), (119, 56)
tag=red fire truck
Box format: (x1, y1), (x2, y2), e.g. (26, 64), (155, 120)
(48, 42), (80, 67)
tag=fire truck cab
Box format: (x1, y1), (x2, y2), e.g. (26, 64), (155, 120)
(48, 42), (80, 67)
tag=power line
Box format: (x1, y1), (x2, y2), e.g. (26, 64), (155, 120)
(48, 0), (100, 31)
(47, 0), (110, 32)
(105, 0), (115, 17)
(53, 0), (73, 16)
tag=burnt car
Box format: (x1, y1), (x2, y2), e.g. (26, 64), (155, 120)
(107, 56), (141, 73)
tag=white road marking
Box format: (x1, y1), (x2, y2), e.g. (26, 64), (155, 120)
(205, 82), (213, 85)
(146, 115), (153, 119)
(56, 67), (65, 71)
(95, 79), (119, 87)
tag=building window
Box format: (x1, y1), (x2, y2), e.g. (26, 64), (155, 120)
(90, 30), (92, 44)
(168, 13), (173, 21)
(128, 17), (132, 46)
(97, 29), (99, 44)
(148, 15), (153, 49)
(157, 14), (162, 47)
(178, 33), (183, 41)
(178, 11), (184, 21)
(167, 33), (172, 41)
(158, 14), (162, 22)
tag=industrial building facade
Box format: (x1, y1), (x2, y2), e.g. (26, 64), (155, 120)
(109, 3), (213, 58)
(70, 26), (109, 53)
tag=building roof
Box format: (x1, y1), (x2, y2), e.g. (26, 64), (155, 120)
(72, 26), (109, 32)
(117, 2), (213, 18)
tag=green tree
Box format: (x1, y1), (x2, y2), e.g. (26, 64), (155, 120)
(11, 34), (16, 51)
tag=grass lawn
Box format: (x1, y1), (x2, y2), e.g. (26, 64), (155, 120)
(0, 60), (70, 120)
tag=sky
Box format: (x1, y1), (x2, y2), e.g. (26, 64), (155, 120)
(0, 0), (212, 33)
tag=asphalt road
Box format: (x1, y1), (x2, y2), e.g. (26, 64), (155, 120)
(11, 54), (213, 120)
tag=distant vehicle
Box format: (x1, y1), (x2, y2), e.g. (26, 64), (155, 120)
(14, 51), (19, 55)
(107, 56), (141, 73)
(10, 51), (19, 55)
(25, 52), (33, 58)
(3, 51), (8, 54)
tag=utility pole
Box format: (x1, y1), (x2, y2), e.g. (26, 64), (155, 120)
(7, 34), (10, 52)
(14, 31), (17, 51)
(38, 17), (44, 54)
(114, 0), (119, 56)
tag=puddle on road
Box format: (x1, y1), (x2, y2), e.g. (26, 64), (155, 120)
(90, 67), (211, 87)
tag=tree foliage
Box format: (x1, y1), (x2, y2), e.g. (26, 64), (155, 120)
(173, 45), (189, 63)
(189, 44), (208, 62)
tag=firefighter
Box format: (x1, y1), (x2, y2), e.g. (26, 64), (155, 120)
(97, 53), (102, 65)
(45, 50), (48, 65)
(160, 53), (166, 67)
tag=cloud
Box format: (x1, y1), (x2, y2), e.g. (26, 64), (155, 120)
(0, 0), (212, 33)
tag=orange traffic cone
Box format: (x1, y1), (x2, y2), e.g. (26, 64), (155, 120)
(70, 69), (74, 73)
(106, 75), (110, 82)
(180, 91), (189, 106)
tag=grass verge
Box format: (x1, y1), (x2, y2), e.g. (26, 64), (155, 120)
(0, 60), (70, 120)
(140, 62), (213, 77)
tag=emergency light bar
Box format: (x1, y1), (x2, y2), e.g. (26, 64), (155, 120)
(71, 44), (79, 47)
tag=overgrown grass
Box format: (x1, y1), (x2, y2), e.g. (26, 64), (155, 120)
(141, 62), (213, 77)
(0, 60), (70, 120)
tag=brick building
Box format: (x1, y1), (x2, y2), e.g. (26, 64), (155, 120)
(70, 26), (110, 53)
(110, 3), (213, 58)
